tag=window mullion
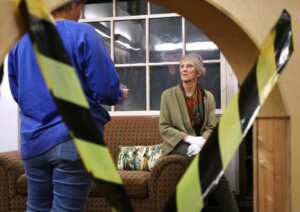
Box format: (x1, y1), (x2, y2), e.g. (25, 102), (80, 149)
(146, 14), (150, 111)
(113, 0), (116, 17)
(182, 17), (186, 55)
(111, 0), (116, 112)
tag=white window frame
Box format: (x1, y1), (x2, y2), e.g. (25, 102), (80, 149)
(80, 1), (238, 116)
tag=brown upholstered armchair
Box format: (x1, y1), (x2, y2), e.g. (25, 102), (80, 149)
(0, 116), (189, 212)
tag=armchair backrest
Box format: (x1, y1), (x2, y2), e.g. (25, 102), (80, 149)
(104, 116), (163, 163)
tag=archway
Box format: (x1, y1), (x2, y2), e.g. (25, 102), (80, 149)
(148, 0), (291, 211)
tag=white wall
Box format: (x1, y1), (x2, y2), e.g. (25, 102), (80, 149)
(0, 57), (19, 153)
(223, 59), (240, 194)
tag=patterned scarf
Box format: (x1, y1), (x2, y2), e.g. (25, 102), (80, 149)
(182, 84), (205, 136)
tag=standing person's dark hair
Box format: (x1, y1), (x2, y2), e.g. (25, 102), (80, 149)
(159, 53), (239, 211)
(7, 1), (128, 211)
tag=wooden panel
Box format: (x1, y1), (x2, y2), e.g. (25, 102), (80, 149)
(254, 118), (290, 212)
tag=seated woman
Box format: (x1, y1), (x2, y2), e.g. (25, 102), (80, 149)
(159, 53), (239, 212)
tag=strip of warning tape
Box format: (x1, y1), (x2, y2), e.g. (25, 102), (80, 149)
(163, 9), (293, 212)
(17, 0), (133, 211)
(0, 64), (3, 85)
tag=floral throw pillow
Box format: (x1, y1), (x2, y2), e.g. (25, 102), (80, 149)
(117, 144), (162, 171)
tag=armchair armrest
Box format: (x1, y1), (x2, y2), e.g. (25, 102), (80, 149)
(0, 150), (24, 211)
(149, 155), (188, 210)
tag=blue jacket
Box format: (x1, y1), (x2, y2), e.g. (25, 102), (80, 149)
(8, 20), (123, 159)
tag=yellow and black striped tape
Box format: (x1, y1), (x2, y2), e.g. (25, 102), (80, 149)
(17, 0), (133, 211)
(163, 9), (293, 212)
(0, 64), (3, 85)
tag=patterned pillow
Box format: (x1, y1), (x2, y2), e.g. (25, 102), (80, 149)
(117, 144), (162, 171)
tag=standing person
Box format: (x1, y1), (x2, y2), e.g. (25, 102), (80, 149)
(7, 1), (128, 211)
(159, 53), (239, 212)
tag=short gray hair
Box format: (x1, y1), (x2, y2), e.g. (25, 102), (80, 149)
(180, 53), (206, 79)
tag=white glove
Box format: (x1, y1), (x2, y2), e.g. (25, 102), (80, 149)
(187, 143), (201, 157)
(185, 135), (206, 149)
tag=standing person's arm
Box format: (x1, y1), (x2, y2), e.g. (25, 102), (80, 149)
(78, 25), (124, 106)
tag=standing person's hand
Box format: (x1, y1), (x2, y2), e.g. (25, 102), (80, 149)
(118, 89), (129, 104)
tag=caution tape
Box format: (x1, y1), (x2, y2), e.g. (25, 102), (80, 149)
(0, 64), (3, 85)
(17, 0), (133, 211)
(162, 9), (293, 212)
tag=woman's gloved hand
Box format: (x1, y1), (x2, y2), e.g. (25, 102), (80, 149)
(185, 135), (207, 157)
(186, 143), (201, 157)
(185, 135), (206, 149)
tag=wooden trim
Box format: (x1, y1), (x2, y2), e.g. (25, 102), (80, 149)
(254, 118), (290, 212)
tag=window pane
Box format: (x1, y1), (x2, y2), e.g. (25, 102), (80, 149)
(83, 3), (112, 18)
(149, 17), (182, 62)
(114, 20), (146, 64)
(116, 0), (147, 16)
(185, 20), (220, 60)
(87, 21), (111, 55)
(150, 3), (171, 14)
(150, 65), (181, 110)
(115, 67), (146, 111)
(200, 63), (221, 109)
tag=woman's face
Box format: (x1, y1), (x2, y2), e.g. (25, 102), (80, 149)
(180, 59), (200, 83)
